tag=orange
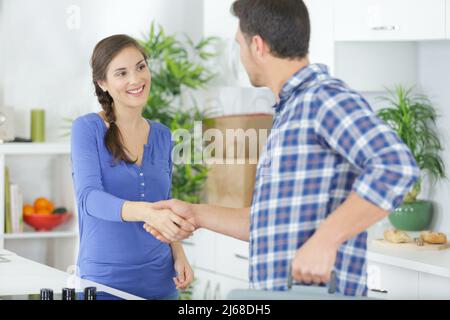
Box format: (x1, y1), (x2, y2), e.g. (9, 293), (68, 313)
(35, 208), (52, 215)
(23, 204), (35, 216)
(34, 197), (54, 213)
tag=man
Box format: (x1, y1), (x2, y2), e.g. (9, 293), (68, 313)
(146, 0), (419, 296)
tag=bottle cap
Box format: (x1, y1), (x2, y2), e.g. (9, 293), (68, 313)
(84, 287), (97, 300)
(40, 288), (54, 300)
(62, 288), (76, 300)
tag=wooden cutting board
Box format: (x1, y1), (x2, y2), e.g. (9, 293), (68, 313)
(372, 239), (450, 251)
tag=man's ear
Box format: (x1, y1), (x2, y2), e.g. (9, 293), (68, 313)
(251, 35), (268, 61)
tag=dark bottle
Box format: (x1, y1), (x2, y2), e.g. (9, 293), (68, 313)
(40, 288), (54, 300)
(84, 287), (97, 300)
(62, 288), (76, 300)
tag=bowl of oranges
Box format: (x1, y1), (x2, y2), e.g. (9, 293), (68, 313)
(22, 197), (72, 231)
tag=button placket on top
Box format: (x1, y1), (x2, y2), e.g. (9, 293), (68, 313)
(139, 171), (145, 198)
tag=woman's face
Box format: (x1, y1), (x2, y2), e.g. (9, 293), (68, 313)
(98, 46), (151, 110)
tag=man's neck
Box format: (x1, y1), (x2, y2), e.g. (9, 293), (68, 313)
(266, 57), (310, 103)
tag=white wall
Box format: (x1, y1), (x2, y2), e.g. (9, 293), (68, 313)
(0, 0), (203, 141)
(0, 0), (5, 106)
(417, 41), (450, 233)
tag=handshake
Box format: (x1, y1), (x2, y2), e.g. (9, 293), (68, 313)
(142, 199), (197, 243)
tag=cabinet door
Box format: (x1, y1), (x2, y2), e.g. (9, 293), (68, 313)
(334, 0), (446, 41)
(215, 234), (249, 281)
(193, 229), (216, 272)
(192, 269), (216, 300)
(304, 0), (335, 72)
(447, 0), (450, 39)
(367, 262), (419, 299)
(418, 273), (450, 300)
(181, 237), (197, 267)
(212, 273), (249, 300)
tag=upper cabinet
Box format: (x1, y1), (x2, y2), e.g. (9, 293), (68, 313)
(447, 0), (450, 39)
(334, 0), (446, 41)
(304, 0), (335, 72)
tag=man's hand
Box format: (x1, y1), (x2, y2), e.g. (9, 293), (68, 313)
(144, 199), (198, 243)
(291, 232), (338, 285)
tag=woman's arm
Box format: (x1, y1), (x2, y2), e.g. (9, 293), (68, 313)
(71, 117), (126, 222)
(170, 242), (194, 290)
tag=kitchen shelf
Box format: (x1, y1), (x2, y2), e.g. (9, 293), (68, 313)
(0, 143), (70, 155)
(2, 231), (78, 240)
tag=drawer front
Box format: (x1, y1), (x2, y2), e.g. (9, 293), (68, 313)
(418, 273), (450, 300)
(213, 273), (249, 300)
(181, 237), (197, 266)
(367, 262), (419, 299)
(191, 229), (216, 271)
(191, 269), (216, 300)
(215, 234), (249, 281)
(334, 0), (446, 41)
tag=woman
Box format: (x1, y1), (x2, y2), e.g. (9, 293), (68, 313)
(71, 34), (194, 300)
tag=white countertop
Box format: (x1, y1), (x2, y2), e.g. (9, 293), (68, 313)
(367, 225), (450, 278)
(0, 250), (144, 299)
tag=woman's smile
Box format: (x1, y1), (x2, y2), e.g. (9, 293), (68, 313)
(126, 84), (146, 97)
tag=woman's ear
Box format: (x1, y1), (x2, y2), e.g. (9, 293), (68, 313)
(97, 81), (107, 93)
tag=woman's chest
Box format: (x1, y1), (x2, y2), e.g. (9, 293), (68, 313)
(98, 143), (172, 201)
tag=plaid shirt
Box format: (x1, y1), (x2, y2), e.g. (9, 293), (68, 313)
(249, 64), (419, 296)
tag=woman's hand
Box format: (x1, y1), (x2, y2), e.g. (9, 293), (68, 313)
(172, 245), (194, 290)
(143, 199), (198, 243)
(143, 207), (195, 243)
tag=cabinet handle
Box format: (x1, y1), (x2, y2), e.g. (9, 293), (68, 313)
(213, 283), (221, 300)
(234, 254), (249, 261)
(371, 25), (400, 31)
(182, 241), (195, 247)
(370, 288), (388, 294)
(203, 280), (211, 300)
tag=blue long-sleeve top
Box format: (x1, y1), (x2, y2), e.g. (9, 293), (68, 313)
(70, 113), (177, 299)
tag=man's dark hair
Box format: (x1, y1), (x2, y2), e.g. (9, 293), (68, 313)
(231, 0), (310, 60)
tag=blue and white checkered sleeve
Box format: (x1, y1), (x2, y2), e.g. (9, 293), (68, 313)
(313, 86), (420, 212)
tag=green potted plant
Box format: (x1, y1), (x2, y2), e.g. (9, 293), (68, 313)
(140, 22), (218, 206)
(377, 86), (446, 231)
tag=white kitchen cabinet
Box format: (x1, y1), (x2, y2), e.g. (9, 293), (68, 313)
(192, 268), (248, 300)
(367, 262), (419, 299)
(304, 0), (335, 72)
(213, 273), (249, 300)
(418, 273), (450, 300)
(215, 234), (249, 281)
(192, 268), (216, 300)
(447, 0), (450, 39)
(182, 229), (216, 272)
(334, 0), (446, 41)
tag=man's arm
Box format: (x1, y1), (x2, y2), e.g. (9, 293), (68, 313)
(145, 200), (251, 242)
(314, 192), (388, 247)
(291, 191), (388, 284)
(194, 204), (251, 241)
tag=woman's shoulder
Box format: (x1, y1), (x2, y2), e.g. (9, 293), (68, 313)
(74, 113), (103, 126)
(149, 120), (172, 139)
(72, 113), (104, 136)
